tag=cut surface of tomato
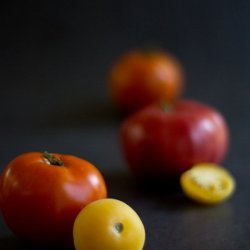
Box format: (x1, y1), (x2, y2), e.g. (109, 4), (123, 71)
(180, 163), (235, 204)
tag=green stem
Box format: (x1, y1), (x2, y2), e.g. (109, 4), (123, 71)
(43, 151), (64, 166)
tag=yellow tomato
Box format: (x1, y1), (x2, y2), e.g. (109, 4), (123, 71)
(73, 198), (145, 250)
(180, 163), (236, 204)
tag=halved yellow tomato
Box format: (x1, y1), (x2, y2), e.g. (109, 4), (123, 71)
(180, 163), (236, 204)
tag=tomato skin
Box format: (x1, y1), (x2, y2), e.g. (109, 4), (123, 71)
(120, 100), (229, 178)
(0, 152), (107, 246)
(73, 198), (145, 250)
(108, 50), (184, 114)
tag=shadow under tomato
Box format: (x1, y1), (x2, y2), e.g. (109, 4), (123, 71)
(0, 236), (31, 250)
(104, 169), (231, 212)
(104, 170), (181, 192)
(0, 236), (73, 250)
(102, 170), (198, 211)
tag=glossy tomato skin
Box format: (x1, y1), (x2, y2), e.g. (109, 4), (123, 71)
(120, 100), (229, 178)
(108, 50), (184, 114)
(0, 152), (107, 246)
(73, 199), (145, 250)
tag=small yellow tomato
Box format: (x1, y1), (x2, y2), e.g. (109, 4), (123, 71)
(180, 163), (236, 204)
(73, 198), (145, 250)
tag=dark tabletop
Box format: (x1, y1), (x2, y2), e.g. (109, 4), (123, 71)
(0, 1), (250, 249)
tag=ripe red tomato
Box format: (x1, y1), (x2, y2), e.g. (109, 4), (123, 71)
(108, 50), (184, 114)
(0, 152), (107, 246)
(120, 100), (229, 178)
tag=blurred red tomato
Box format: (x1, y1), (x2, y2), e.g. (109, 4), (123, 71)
(108, 49), (184, 114)
(120, 100), (229, 178)
(0, 152), (107, 246)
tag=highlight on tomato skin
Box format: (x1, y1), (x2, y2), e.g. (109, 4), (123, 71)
(108, 49), (185, 115)
(180, 163), (236, 205)
(0, 151), (107, 246)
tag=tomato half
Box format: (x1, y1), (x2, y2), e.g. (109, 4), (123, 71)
(0, 151), (107, 246)
(180, 163), (235, 204)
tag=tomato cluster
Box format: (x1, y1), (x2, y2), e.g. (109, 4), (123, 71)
(0, 152), (145, 250)
(0, 48), (236, 249)
(109, 48), (235, 203)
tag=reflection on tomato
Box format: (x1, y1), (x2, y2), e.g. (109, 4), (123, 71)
(120, 99), (229, 179)
(180, 163), (235, 204)
(108, 49), (184, 114)
(0, 152), (107, 246)
(73, 198), (145, 250)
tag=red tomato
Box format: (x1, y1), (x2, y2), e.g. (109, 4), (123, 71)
(120, 100), (229, 178)
(0, 152), (107, 246)
(108, 50), (184, 114)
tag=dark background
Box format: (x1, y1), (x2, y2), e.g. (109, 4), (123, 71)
(0, 0), (250, 249)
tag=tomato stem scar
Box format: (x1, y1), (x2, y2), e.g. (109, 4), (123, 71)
(114, 222), (124, 233)
(42, 151), (64, 166)
(160, 100), (173, 112)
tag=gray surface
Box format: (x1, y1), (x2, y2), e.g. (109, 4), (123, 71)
(0, 124), (249, 250)
(1, 0), (250, 249)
